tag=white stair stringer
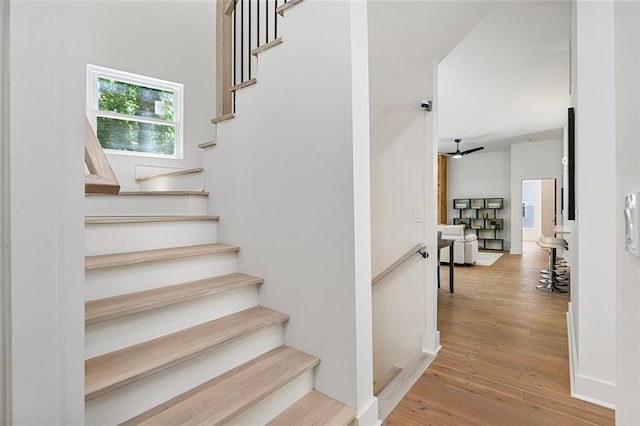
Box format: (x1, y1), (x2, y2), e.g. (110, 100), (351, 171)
(85, 325), (284, 426)
(85, 252), (238, 301)
(86, 284), (259, 358)
(85, 192), (208, 216)
(85, 217), (218, 255)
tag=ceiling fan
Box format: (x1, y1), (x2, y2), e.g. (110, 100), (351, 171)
(440, 139), (484, 159)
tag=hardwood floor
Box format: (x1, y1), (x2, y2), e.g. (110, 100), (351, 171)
(385, 243), (615, 425)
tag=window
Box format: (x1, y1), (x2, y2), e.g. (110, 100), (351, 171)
(87, 65), (183, 158)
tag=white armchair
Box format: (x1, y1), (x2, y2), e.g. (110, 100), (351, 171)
(437, 224), (478, 265)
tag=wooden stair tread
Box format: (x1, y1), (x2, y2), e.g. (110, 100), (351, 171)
(230, 78), (257, 92)
(87, 190), (209, 196)
(198, 140), (217, 149)
(211, 113), (235, 124)
(85, 306), (288, 400)
(85, 243), (240, 271)
(252, 38), (283, 56)
(135, 168), (204, 183)
(267, 390), (356, 426)
(276, 0), (303, 15)
(85, 273), (263, 325)
(85, 215), (219, 224)
(123, 346), (320, 425)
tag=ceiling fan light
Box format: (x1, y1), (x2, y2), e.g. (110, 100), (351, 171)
(452, 153), (463, 159)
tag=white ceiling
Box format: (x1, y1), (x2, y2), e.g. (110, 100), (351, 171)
(367, 0), (494, 119)
(436, 1), (571, 153)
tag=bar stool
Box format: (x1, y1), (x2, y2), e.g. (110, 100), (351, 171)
(536, 236), (569, 293)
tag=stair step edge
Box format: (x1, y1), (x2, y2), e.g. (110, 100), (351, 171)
(230, 78), (257, 93)
(85, 272), (264, 325)
(85, 306), (289, 401)
(122, 345), (320, 425)
(85, 215), (219, 224)
(85, 243), (240, 271)
(267, 390), (357, 426)
(211, 113), (235, 124)
(135, 168), (204, 183)
(276, 0), (303, 16)
(198, 140), (217, 149)
(251, 38), (283, 56)
(86, 190), (209, 197)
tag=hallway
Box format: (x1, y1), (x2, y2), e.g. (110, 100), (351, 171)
(385, 246), (615, 425)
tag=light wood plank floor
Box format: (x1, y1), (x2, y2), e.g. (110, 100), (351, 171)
(385, 243), (615, 425)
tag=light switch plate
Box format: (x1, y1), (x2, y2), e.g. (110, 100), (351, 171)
(413, 207), (424, 223)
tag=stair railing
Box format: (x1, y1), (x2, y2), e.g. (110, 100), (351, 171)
(84, 116), (120, 195)
(216, 0), (288, 117)
(371, 243), (428, 286)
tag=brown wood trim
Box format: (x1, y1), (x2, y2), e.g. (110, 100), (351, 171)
(224, 0), (238, 15)
(84, 116), (120, 195)
(372, 243), (426, 286)
(437, 154), (447, 224)
(217, 0), (233, 118)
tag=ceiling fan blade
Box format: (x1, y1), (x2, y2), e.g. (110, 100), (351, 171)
(461, 147), (485, 155)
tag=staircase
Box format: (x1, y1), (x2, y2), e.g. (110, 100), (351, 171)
(84, 193), (356, 424)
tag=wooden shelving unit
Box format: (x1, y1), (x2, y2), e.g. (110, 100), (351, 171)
(452, 197), (504, 251)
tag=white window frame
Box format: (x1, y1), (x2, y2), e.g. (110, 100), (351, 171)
(86, 64), (184, 159)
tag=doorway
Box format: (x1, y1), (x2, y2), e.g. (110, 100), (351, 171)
(522, 179), (556, 245)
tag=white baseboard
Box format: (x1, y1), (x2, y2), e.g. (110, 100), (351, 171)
(510, 248), (522, 255)
(377, 351), (436, 421)
(566, 306), (577, 395)
(566, 303), (616, 409)
(422, 331), (441, 355)
(572, 374), (616, 409)
(356, 396), (380, 426)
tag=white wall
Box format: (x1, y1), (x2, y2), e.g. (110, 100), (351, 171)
(510, 140), (563, 255)
(570, 0), (617, 407)
(86, 1), (216, 190)
(614, 1), (640, 422)
(203, 1), (377, 422)
(8, 1), (85, 422)
(447, 150), (511, 250)
(367, 0), (444, 384)
(0, 0), (9, 420)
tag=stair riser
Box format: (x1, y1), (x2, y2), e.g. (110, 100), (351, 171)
(138, 172), (205, 192)
(85, 325), (285, 426)
(227, 370), (314, 426)
(85, 194), (208, 216)
(85, 220), (218, 256)
(86, 285), (259, 358)
(86, 252), (237, 301)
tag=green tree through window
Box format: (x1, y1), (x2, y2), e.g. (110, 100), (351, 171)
(97, 78), (175, 155)
(88, 66), (182, 158)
